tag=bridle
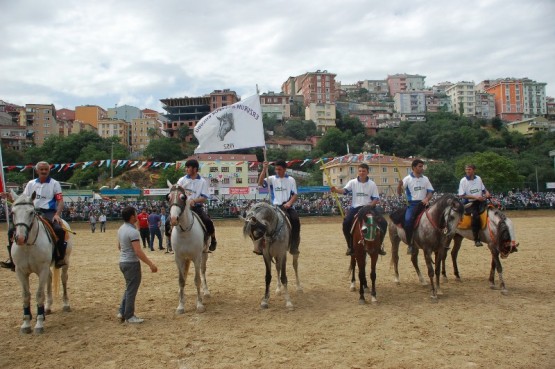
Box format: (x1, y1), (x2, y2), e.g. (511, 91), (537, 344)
(425, 197), (461, 236)
(12, 201), (40, 245)
(168, 186), (194, 232)
(246, 206), (283, 243)
(486, 209), (518, 258)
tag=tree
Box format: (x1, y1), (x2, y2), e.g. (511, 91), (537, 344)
(455, 151), (524, 192)
(426, 162), (458, 193)
(1, 146), (25, 165)
(143, 138), (184, 162)
(156, 166), (183, 187)
(284, 120), (306, 140)
(316, 128), (347, 155)
(336, 115), (365, 136)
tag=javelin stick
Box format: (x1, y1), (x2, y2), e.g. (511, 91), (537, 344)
(320, 160), (344, 218)
(262, 147), (271, 202)
(392, 154), (408, 205)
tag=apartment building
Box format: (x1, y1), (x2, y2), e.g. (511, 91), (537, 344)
(522, 79), (547, 118)
(394, 92), (426, 115)
(209, 89), (239, 110)
(107, 104), (142, 122)
(130, 118), (161, 152)
(506, 117), (551, 136)
(177, 154), (258, 197)
(321, 154), (413, 193)
(282, 70), (337, 106)
(474, 92), (496, 119)
(20, 104), (58, 146)
(75, 105), (108, 128)
(386, 74), (426, 96)
(305, 103), (336, 132)
(445, 81), (475, 117)
(97, 119), (129, 147)
(260, 91), (291, 121)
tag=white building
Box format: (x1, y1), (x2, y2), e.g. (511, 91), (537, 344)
(445, 81), (475, 117)
(305, 103), (336, 132)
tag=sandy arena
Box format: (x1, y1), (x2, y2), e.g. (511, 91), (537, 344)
(0, 211), (554, 369)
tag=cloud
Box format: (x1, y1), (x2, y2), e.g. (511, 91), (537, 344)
(1, 0), (554, 110)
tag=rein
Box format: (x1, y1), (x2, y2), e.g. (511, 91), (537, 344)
(424, 207), (448, 235)
(169, 186), (195, 233)
(12, 201), (40, 245)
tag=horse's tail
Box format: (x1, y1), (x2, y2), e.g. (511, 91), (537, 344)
(53, 267), (60, 296)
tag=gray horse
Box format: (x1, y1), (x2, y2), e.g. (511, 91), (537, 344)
(389, 194), (464, 300)
(11, 191), (73, 333)
(443, 205), (519, 294)
(242, 202), (302, 309)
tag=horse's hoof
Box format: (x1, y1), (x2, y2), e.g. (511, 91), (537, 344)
(501, 289), (509, 296)
(436, 289), (443, 296)
(285, 301), (294, 310)
(260, 302), (269, 309)
(430, 296), (438, 303)
(275, 289), (282, 296)
(420, 281), (428, 286)
(442, 276), (448, 283)
(196, 305), (206, 313)
(455, 277), (462, 283)
(296, 286), (304, 294)
(63, 306), (71, 312)
(490, 284), (499, 290)
(358, 299), (366, 305)
(34, 327), (44, 334)
(176, 308), (185, 314)
(20, 327), (32, 334)
(203, 291), (211, 298)
(371, 296), (378, 304)
(45, 309), (52, 315)
(350, 286), (356, 292)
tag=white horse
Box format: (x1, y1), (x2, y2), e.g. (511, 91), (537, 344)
(167, 182), (210, 314)
(241, 202), (302, 310)
(10, 191), (73, 334)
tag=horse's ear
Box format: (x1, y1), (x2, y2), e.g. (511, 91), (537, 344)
(10, 189), (18, 201)
(166, 193), (170, 201)
(249, 216), (257, 224)
(217, 116), (222, 122)
(31, 191), (37, 201)
(167, 180), (173, 188)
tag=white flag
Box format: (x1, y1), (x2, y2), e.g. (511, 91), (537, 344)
(194, 94), (265, 153)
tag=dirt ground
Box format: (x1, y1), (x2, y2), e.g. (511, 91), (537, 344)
(0, 211), (554, 369)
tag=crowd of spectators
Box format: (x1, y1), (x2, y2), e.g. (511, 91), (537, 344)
(0, 189), (553, 223)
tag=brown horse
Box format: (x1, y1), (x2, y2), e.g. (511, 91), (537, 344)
(348, 206), (387, 304)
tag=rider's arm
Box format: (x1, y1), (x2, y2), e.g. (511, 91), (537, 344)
(258, 162), (269, 187)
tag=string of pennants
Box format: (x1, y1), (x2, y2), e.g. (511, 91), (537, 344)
(2, 153), (393, 173)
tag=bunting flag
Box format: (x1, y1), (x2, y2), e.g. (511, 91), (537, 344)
(0, 144), (5, 193)
(194, 94), (265, 153)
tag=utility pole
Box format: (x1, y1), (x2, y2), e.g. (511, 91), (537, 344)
(110, 142), (114, 188)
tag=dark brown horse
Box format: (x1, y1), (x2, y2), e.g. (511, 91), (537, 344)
(348, 206), (387, 304)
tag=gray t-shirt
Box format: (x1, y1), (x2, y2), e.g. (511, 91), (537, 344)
(118, 222), (140, 263)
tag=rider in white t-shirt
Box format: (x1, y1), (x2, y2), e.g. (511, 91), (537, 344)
(458, 164), (491, 246)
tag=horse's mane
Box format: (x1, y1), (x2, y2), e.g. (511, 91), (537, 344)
(242, 202), (277, 238)
(431, 194), (461, 229)
(356, 206), (382, 223)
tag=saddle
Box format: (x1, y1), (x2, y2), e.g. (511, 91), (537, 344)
(457, 208), (488, 230)
(390, 202), (426, 229)
(38, 215), (59, 244)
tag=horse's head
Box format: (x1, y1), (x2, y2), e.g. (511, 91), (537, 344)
(217, 112), (234, 141)
(167, 184), (188, 226)
(11, 191), (37, 245)
(437, 195), (464, 236)
(242, 203), (273, 241)
(490, 209), (519, 258)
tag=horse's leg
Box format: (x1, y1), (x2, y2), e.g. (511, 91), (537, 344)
(193, 257), (205, 313)
(390, 226), (401, 285)
(176, 261), (188, 314)
(489, 254), (497, 290)
(279, 256), (293, 309)
(34, 267), (50, 333)
(350, 255), (357, 292)
(369, 253), (378, 304)
(423, 250), (437, 300)
(16, 271), (32, 334)
(45, 269), (53, 315)
(200, 252), (210, 298)
(441, 242), (449, 282)
(61, 264), (71, 312)
(274, 257), (283, 296)
(357, 252), (366, 304)
(451, 235), (463, 281)
(411, 249), (427, 285)
(434, 249), (443, 296)
(490, 251), (508, 294)
(292, 253), (302, 293)
(261, 255), (272, 309)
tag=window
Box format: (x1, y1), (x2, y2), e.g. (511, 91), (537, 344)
(382, 167), (387, 173)
(222, 167), (229, 172)
(236, 167), (243, 172)
(393, 167), (398, 173)
(235, 178), (243, 184)
(222, 178), (230, 184)
(209, 167), (218, 172)
(222, 96), (227, 101)
(382, 177), (388, 184)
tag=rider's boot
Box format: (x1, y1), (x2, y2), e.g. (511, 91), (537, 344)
(378, 245), (387, 256)
(55, 240), (67, 269)
(0, 244), (15, 271)
(209, 236), (217, 252)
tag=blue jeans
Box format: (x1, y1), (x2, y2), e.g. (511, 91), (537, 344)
(149, 227), (163, 250)
(119, 262), (141, 320)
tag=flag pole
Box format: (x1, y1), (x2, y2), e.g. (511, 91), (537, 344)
(263, 146), (271, 201)
(392, 154), (408, 205)
(0, 144), (10, 229)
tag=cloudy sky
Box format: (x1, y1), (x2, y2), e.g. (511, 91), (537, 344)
(1, 0), (554, 111)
